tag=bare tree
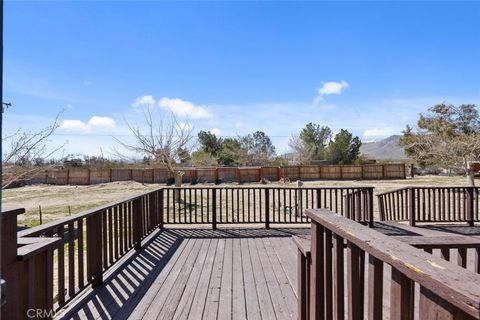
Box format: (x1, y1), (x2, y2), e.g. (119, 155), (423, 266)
(114, 108), (194, 187)
(2, 112), (66, 188)
(400, 103), (480, 186)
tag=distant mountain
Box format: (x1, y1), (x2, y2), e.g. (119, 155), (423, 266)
(360, 135), (408, 160)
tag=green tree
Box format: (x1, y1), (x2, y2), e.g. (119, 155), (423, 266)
(400, 103), (480, 186)
(289, 123), (332, 163)
(241, 131), (276, 165)
(326, 129), (361, 164)
(197, 131), (223, 156)
(218, 138), (243, 166)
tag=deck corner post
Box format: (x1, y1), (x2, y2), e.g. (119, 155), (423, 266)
(265, 188), (270, 229)
(1, 209), (22, 319)
(466, 187), (474, 227)
(86, 212), (103, 287)
(368, 188), (374, 228)
(212, 188), (217, 230)
(159, 189), (164, 229)
(408, 188), (416, 226)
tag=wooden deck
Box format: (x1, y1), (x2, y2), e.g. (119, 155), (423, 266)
(57, 228), (310, 320)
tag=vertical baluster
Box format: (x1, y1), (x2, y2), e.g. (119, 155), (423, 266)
(367, 255), (383, 320)
(57, 226), (65, 306)
(390, 268), (414, 320)
(334, 234), (344, 320)
(68, 222), (75, 297)
(324, 229), (333, 319)
(348, 242), (362, 320)
(310, 223), (325, 319)
(78, 219), (84, 289)
(108, 208), (113, 265)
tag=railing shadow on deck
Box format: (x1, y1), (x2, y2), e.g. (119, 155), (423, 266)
(59, 229), (183, 320)
(166, 227), (311, 239)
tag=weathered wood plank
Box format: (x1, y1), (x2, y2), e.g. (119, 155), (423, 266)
(218, 238), (233, 320)
(170, 239), (211, 320)
(248, 237), (276, 320)
(241, 238), (262, 320)
(232, 238), (247, 320)
(202, 239), (226, 319)
(187, 239), (219, 320)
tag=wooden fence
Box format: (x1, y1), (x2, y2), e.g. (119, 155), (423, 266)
(377, 186), (479, 226)
(297, 209), (480, 320)
(0, 186), (373, 319)
(28, 163), (406, 186)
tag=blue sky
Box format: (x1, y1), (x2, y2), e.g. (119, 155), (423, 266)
(3, 1), (480, 157)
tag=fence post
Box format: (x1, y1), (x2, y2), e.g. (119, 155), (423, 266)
(466, 187), (474, 227)
(368, 188), (374, 228)
(132, 198), (143, 250)
(86, 211), (103, 287)
(212, 188), (217, 230)
(66, 168), (70, 185)
(265, 188), (270, 229)
(408, 188), (416, 226)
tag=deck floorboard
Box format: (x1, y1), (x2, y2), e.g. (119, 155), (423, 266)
(59, 228), (310, 320)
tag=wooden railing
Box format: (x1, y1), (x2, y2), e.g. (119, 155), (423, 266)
(377, 186), (479, 226)
(2, 188), (163, 319)
(161, 186), (375, 228)
(1, 186), (373, 319)
(298, 209), (480, 320)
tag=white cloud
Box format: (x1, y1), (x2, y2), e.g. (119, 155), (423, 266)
(59, 120), (91, 132)
(132, 95), (156, 108)
(59, 116), (116, 133)
(83, 80), (92, 86)
(363, 127), (399, 140)
(158, 97), (213, 119)
(315, 80), (349, 103)
(211, 128), (221, 135)
(88, 116), (116, 128)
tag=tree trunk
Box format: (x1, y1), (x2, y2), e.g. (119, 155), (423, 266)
(467, 169), (476, 187)
(174, 171), (183, 202)
(463, 158), (476, 187)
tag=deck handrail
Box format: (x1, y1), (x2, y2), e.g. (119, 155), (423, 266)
(303, 208), (480, 319)
(377, 186), (479, 226)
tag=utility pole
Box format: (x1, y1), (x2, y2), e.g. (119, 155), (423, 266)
(0, 0), (5, 307)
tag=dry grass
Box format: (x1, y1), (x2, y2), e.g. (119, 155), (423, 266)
(2, 175), (472, 227)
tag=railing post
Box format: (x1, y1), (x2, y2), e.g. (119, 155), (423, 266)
(132, 198), (143, 250)
(1, 209), (24, 319)
(310, 221), (324, 319)
(265, 188), (270, 229)
(408, 188), (416, 226)
(212, 188), (217, 230)
(368, 188), (374, 228)
(149, 192), (156, 231)
(466, 187), (474, 227)
(159, 190), (164, 229)
(86, 212), (103, 287)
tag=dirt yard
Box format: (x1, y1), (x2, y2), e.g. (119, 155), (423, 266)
(3, 175), (472, 227)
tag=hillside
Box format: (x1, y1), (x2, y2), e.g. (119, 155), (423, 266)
(360, 135), (408, 160)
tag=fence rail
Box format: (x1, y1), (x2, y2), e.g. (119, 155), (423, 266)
(300, 209), (480, 320)
(377, 186), (479, 226)
(24, 163), (406, 186)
